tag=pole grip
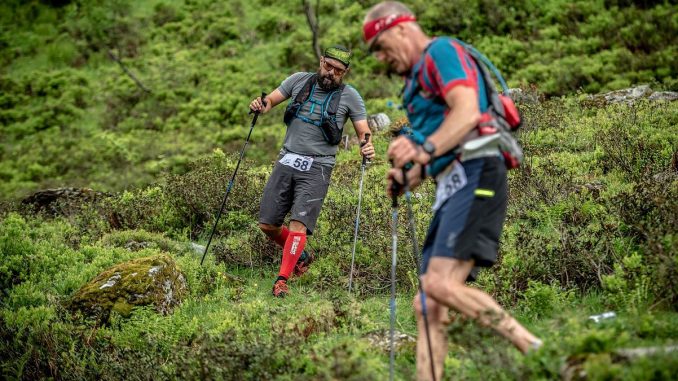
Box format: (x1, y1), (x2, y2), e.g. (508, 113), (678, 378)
(391, 183), (399, 208)
(261, 91), (268, 108)
(361, 132), (371, 165)
(401, 167), (409, 190)
(249, 92), (268, 114)
(250, 92), (267, 125)
(390, 160), (400, 207)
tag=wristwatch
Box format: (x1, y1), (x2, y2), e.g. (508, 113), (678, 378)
(421, 139), (436, 161)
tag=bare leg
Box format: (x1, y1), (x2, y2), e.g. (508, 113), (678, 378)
(288, 220), (306, 233)
(260, 220), (305, 238)
(422, 257), (541, 354)
(260, 222), (307, 249)
(259, 222), (283, 240)
(414, 293), (448, 381)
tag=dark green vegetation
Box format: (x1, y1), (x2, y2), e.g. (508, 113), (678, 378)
(1, 0), (677, 199)
(1, 0), (677, 380)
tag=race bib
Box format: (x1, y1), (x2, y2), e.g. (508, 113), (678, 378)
(279, 153), (314, 172)
(432, 161), (467, 211)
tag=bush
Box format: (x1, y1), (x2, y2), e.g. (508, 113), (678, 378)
(486, 100), (677, 307)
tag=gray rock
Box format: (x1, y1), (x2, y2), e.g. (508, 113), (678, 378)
(508, 88), (540, 104)
(124, 240), (152, 251)
(21, 187), (111, 216)
(190, 242), (206, 255)
(617, 345), (678, 359)
(363, 329), (416, 352)
(99, 274), (121, 290)
(561, 345), (678, 381)
(585, 85), (678, 105)
(648, 91), (678, 102)
(367, 113), (391, 131)
(603, 85), (652, 103)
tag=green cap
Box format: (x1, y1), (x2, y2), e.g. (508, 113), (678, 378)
(324, 45), (352, 67)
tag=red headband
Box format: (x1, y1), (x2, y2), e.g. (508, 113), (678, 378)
(363, 14), (417, 42)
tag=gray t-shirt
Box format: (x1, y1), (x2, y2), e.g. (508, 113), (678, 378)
(277, 72), (367, 165)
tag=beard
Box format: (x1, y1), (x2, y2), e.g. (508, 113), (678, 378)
(317, 70), (342, 90)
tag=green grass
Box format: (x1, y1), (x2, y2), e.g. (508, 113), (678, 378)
(1, 0), (677, 379)
(3, 224), (676, 380)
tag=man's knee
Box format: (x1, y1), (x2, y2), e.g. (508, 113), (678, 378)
(413, 293), (424, 315)
(422, 273), (464, 308)
(258, 223), (280, 235)
(288, 220), (307, 233)
(413, 292), (444, 320)
(421, 273), (446, 299)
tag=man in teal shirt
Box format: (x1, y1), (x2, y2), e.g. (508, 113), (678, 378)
(363, 3), (542, 380)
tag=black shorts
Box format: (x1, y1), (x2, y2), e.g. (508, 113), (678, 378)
(421, 156), (508, 281)
(258, 159), (333, 235)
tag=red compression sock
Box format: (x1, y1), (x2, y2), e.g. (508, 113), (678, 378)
(272, 226), (290, 247)
(278, 231), (307, 279)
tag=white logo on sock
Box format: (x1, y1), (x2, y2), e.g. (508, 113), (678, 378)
(290, 236), (301, 255)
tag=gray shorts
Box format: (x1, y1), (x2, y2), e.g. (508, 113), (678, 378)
(258, 159), (333, 235)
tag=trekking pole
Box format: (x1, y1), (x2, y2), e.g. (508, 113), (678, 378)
(348, 133), (371, 293)
(200, 92), (267, 266)
(389, 171), (399, 381)
(402, 168), (437, 381)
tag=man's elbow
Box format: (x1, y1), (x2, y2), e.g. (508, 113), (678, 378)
(467, 110), (481, 130)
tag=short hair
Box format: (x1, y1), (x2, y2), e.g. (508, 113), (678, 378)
(364, 1), (415, 23)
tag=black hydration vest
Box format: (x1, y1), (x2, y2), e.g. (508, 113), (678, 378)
(283, 74), (345, 145)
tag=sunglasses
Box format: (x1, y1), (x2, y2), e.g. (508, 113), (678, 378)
(368, 32), (384, 54)
(321, 58), (347, 76)
(368, 25), (395, 54)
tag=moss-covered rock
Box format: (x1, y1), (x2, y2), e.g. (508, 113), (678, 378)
(68, 254), (187, 321)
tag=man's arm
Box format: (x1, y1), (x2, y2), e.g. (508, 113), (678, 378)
(352, 119), (371, 141)
(249, 88), (288, 114)
(346, 86), (375, 160)
(423, 85), (480, 156)
(387, 86), (480, 168)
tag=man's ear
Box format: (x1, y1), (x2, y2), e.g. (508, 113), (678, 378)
(394, 24), (407, 38)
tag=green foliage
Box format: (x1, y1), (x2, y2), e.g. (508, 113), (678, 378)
(1, 0), (678, 379)
(602, 252), (651, 310)
(168, 329), (302, 380)
(420, 0), (678, 94)
(98, 229), (192, 255)
(1, 203), (678, 379)
(1, 0), (677, 201)
(519, 280), (575, 320)
(487, 100), (678, 310)
(0, 213), (80, 297)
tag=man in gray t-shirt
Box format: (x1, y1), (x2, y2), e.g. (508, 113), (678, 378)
(249, 45), (374, 298)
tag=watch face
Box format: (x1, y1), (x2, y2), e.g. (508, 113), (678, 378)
(423, 141), (435, 154)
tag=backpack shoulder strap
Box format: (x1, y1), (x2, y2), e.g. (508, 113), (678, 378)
(294, 73), (318, 103)
(325, 84), (345, 116)
(458, 40), (523, 131)
(456, 40), (509, 95)
(455, 40), (505, 115)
